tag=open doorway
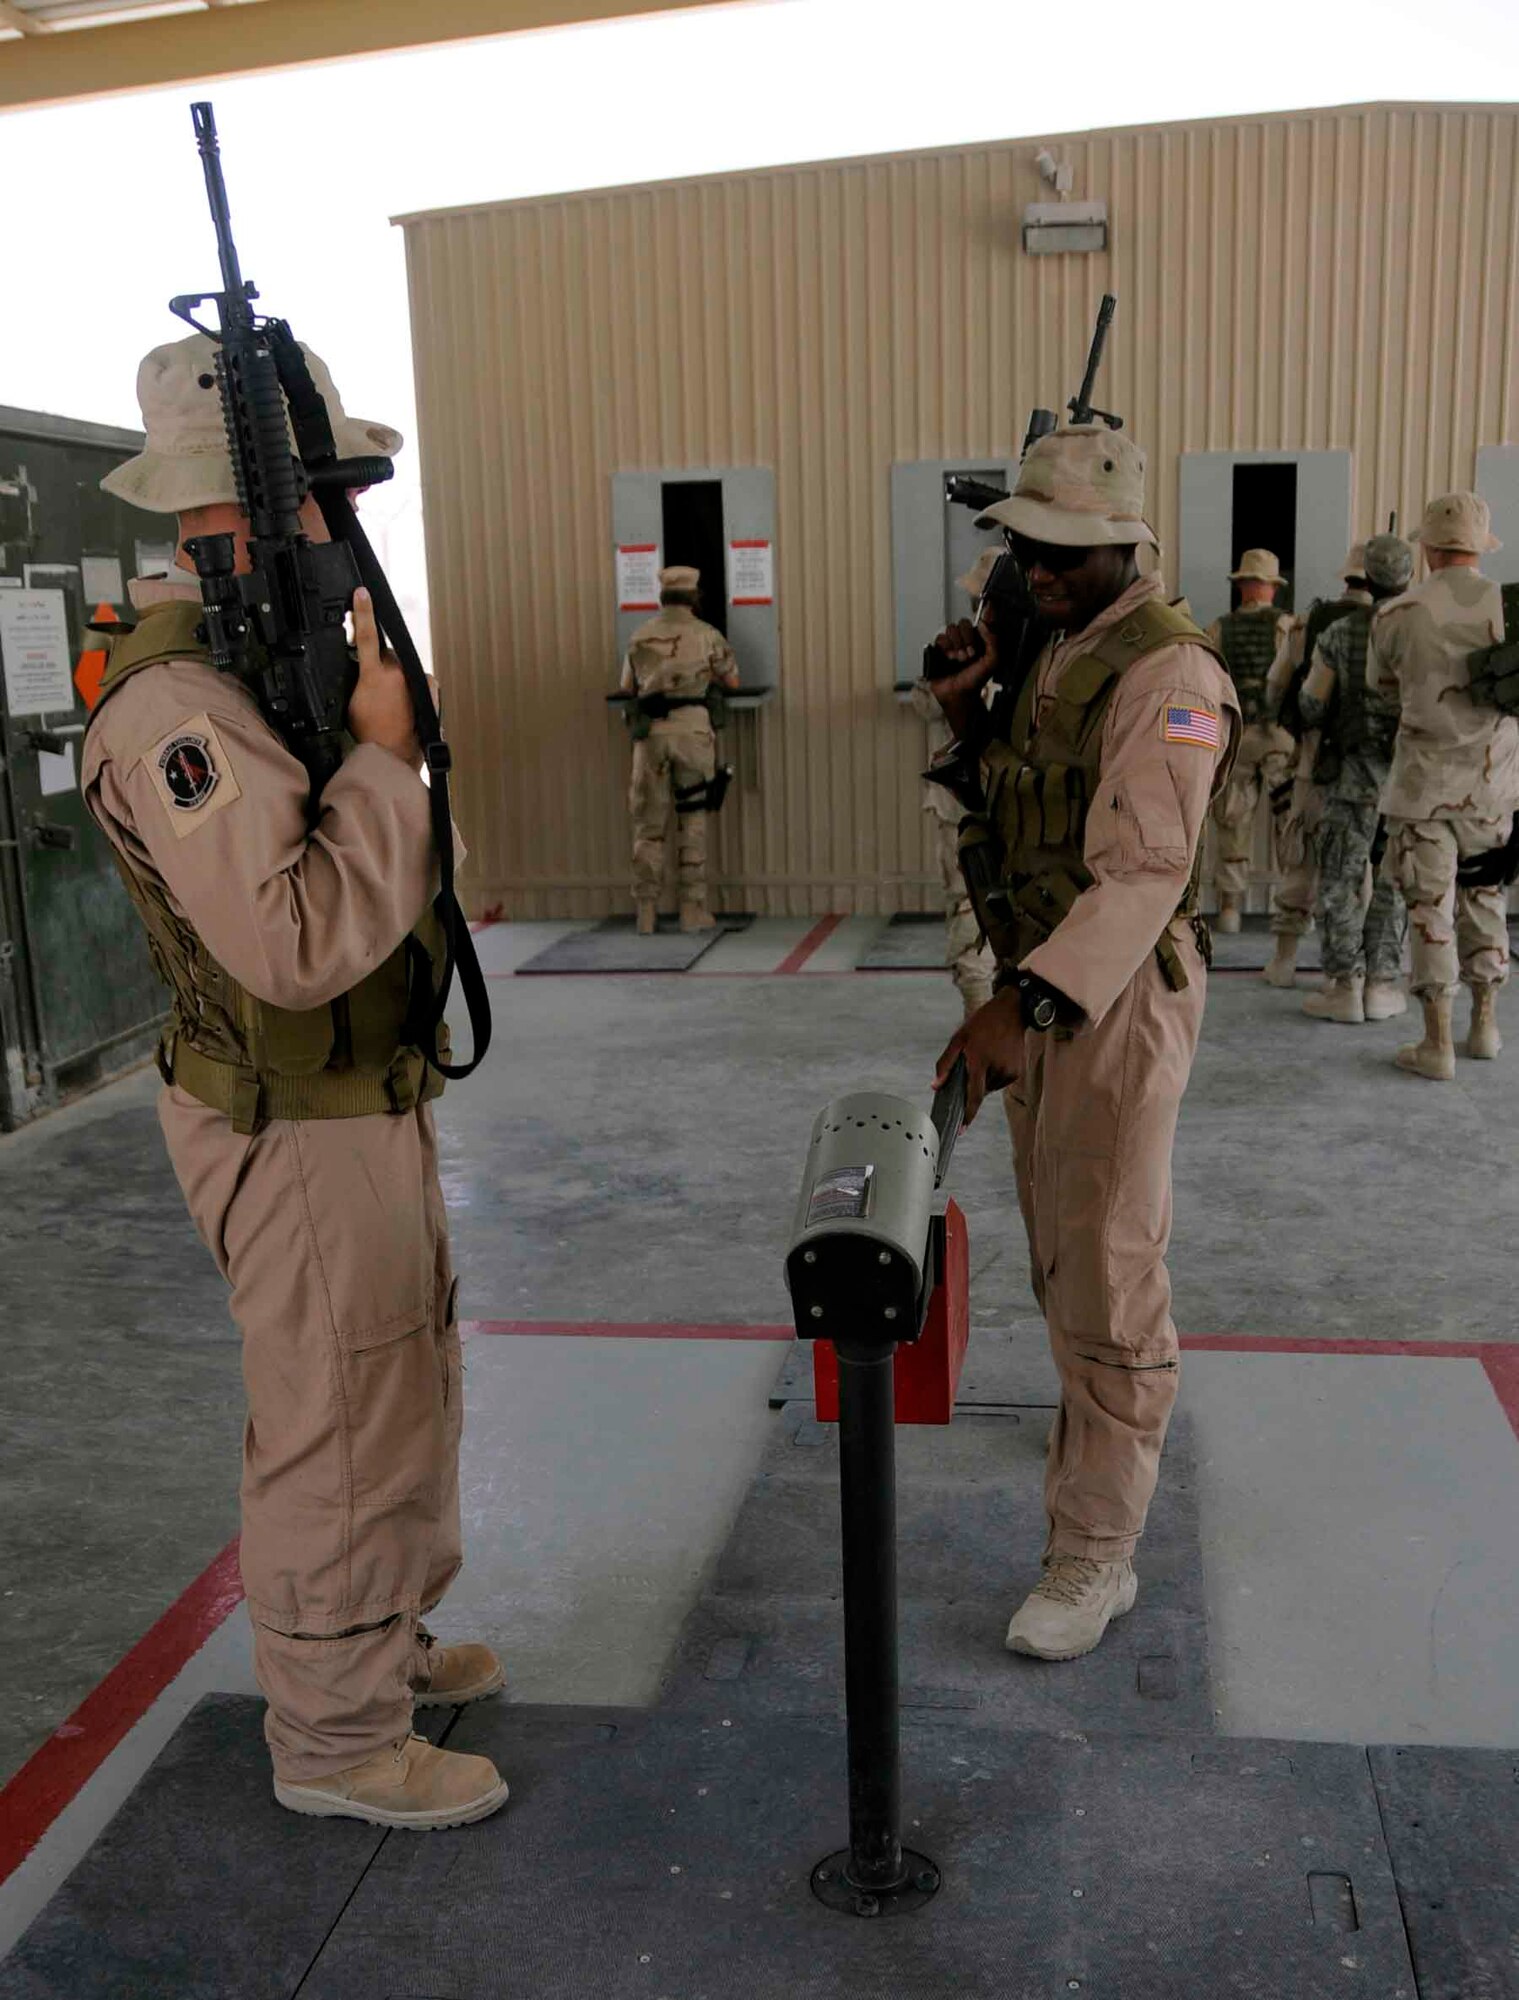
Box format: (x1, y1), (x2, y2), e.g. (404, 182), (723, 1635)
(1231, 464), (1298, 610)
(661, 479), (728, 634)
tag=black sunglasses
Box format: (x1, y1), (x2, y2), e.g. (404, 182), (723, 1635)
(1005, 533), (1091, 576)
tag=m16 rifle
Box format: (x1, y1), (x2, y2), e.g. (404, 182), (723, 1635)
(169, 100), (490, 1082)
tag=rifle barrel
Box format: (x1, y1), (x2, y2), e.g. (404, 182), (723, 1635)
(1071, 293), (1117, 423)
(191, 101), (250, 325)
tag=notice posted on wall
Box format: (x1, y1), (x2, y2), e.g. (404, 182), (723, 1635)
(38, 742), (77, 798)
(728, 539), (774, 606)
(617, 544), (661, 612)
(81, 554), (125, 607)
(0, 590), (75, 717)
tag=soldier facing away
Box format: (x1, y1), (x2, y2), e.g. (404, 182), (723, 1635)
(83, 333), (508, 1830)
(1369, 492), (1519, 1079)
(1297, 532), (1413, 1024)
(1259, 544), (1370, 988)
(620, 565), (740, 934)
(1207, 549), (1296, 937)
(929, 425), (1239, 1663)
(908, 547), (998, 1018)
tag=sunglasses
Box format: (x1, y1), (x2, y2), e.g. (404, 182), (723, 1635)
(1004, 534), (1091, 576)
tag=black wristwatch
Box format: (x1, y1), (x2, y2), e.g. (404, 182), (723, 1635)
(1017, 971), (1078, 1032)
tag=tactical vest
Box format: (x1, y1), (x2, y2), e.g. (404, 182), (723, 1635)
(957, 598), (1229, 994)
(1216, 608), (1281, 726)
(89, 599), (447, 1133)
(1311, 606), (1396, 785)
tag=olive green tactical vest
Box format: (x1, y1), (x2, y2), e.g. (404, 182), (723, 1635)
(1311, 606), (1395, 786)
(958, 598), (1228, 993)
(1216, 608), (1281, 726)
(89, 599), (446, 1133)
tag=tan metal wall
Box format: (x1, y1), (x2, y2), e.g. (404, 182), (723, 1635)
(399, 100), (1519, 920)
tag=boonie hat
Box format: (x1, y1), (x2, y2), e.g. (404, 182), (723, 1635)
(976, 424), (1157, 550)
(1362, 533), (1414, 592)
(1341, 542), (1367, 581)
(955, 548), (1000, 599)
(1418, 491), (1501, 555)
(660, 565), (701, 591)
(100, 332), (403, 515)
(1228, 548), (1285, 586)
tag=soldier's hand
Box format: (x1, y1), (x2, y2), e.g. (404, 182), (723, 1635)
(929, 618), (1000, 739)
(347, 588), (422, 767)
(934, 987), (1024, 1124)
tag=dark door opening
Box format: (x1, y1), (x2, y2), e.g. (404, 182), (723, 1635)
(1231, 463), (1298, 610)
(661, 480), (728, 634)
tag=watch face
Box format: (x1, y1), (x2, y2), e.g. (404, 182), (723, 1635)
(1033, 996), (1057, 1028)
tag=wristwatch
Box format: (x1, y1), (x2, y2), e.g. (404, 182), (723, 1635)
(1017, 971), (1076, 1032)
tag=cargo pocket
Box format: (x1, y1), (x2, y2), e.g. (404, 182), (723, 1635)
(1115, 765), (1189, 871)
(340, 1316), (449, 1507)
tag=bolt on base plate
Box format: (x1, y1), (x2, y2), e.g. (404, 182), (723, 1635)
(810, 1849), (941, 1918)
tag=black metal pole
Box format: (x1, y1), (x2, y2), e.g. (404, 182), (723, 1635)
(811, 1340), (939, 1918)
(836, 1341), (905, 1891)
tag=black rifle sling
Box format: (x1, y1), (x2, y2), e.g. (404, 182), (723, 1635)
(319, 488), (492, 1082)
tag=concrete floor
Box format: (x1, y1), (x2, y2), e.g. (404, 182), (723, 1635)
(2, 915), (1517, 1957)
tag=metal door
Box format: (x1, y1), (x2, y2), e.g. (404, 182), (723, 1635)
(0, 406), (169, 1127)
(890, 459), (1016, 690)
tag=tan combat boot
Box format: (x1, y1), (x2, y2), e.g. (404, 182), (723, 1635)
(1302, 975), (1365, 1024)
(1215, 894), (1243, 936)
(635, 899), (658, 936)
(1465, 983), (1502, 1060)
(679, 896), (716, 934)
(1396, 996), (1456, 1081)
(274, 1734), (509, 1830)
(1005, 1555), (1138, 1661)
(1261, 934), (1299, 987)
(1363, 980), (1409, 1021)
(413, 1630), (506, 1709)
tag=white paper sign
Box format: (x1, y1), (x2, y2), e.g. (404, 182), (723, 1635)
(617, 544), (661, 612)
(0, 591), (75, 717)
(38, 742), (77, 798)
(135, 539), (178, 578)
(729, 539), (774, 605)
(81, 554), (125, 606)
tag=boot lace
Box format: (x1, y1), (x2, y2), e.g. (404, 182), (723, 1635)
(1031, 1557), (1109, 1607)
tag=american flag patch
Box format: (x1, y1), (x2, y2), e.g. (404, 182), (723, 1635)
(1162, 704), (1221, 749)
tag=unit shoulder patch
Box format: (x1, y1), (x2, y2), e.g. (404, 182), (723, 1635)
(145, 712), (242, 838)
(1160, 702), (1222, 750)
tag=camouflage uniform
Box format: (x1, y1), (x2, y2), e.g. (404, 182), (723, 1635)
(1206, 585), (1296, 925)
(1298, 610), (1406, 983)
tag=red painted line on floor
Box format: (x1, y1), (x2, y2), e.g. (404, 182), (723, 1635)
(0, 1539), (244, 1890)
(461, 1318), (792, 1342)
(776, 912), (847, 974)
(1480, 1345), (1519, 1445)
(1178, 1334), (1491, 1359)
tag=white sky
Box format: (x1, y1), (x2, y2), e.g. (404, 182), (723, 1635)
(2, 0), (1518, 645)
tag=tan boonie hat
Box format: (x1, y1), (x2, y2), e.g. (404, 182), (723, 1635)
(660, 565), (701, 592)
(100, 331), (403, 515)
(1418, 491), (1501, 555)
(1228, 548), (1285, 586)
(975, 424), (1157, 549)
(956, 548), (1000, 599)
(1341, 542), (1367, 580)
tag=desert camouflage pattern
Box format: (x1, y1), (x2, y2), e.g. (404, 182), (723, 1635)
(1385, 814), (1512, 997)
(619, 604), (736, 703)
(629, 726), (718, 900)
(1367, 569), (1517, 821)
(1207, 606), (1296, 919)
(908, 680), (995, 1013)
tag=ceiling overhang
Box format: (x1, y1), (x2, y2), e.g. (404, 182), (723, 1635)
(0, 0), (730, 111)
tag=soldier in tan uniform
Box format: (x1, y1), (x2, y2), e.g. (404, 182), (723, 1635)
(908, 548), (997, 1017)
(1369, 492), (1519, 1079)
(1207, 549), (1295, 935)
(82, 333), (508, 1830)
(929, 426), (1239, 1661)
(619, 566), (740, 934)
(1259, 545), (1371, 987)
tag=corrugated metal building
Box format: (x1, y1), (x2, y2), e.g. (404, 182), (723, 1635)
(397, 99), (1519, 919)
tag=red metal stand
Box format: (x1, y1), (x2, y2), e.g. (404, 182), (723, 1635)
(812, 1200), (970, 1426)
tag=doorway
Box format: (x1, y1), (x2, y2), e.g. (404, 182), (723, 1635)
(1231, 463), (1298, 609)
(661, 480), (728, 634)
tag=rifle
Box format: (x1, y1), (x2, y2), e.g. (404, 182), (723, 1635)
(943, 408), (1060, 515)
(1068, 293), (1121, 429)
(169, 100), (490, 1082)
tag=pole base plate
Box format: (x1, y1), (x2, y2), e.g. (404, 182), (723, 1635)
(810, 1848), (941, 1918)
